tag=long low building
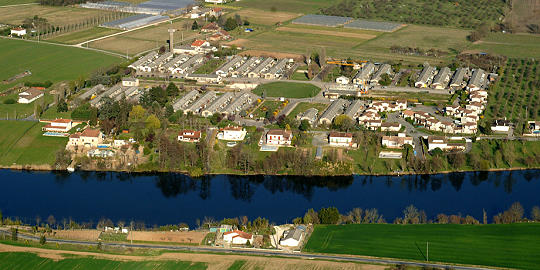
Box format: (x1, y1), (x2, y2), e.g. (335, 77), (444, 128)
(263, 58), (289, 80)
(184, 91), (217, 114)
(202, 92), (234, 117)
(172, 90), (199, 112)
(415, 65), (436, 88)
(248, 58), (274, 78)
(319, 99), (348, 125)
(222, 93), (255, 115)
(216, 55), (244, 77)
(344, 99), (363, 119)
(232, 57), (260, 78)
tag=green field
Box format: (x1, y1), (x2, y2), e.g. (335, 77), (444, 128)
(230, 0), (333, 13)
(287, 102), (328, 119)
(321, 0), (507, 29)
(470, 33), (540, 58)
(0, 121), (67, 165)
(0, 0), (36, 5)
(0, 252), (207, 270)
(0, 39), (122, 92)
(305, 223), (540, 269)
(252, 82), (320, 98)
(48, 27), (122, 45)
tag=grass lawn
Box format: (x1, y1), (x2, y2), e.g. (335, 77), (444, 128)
(470, 33), (540, 58)
(230, 0), (333, 13)
(0, 93), (54, 119)
(252, 82), (320, 98)
(0, 0), (37, 5)
(252, 100), (282, 118)
(194, 58), (225, 74)
(287, 102), (328, 119)
(0, 121), (67, 165)
(227, 260), (246, 270)
(0, 252), (207, 270)
(48, 27), (122, 45)
(0, 5), (118, 26)
(305, 223), (540, 269)
(0, 39), (123, 93)
(40, 104), (72, 120)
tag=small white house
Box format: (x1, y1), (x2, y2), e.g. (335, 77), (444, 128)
(18, 88), (44, 104)
(491, 119), (511, 133)
(122, 77), (139, 87)
(335, 76), (350, 85)
(218, 126), (247, 141)
(279, 226), (305, 247)
(382, 134), (413, 149)
(328, 132), (354, 147)
(223, 230), (253, 245)
(11, 27), (26, 37)
(41, 119), (78, 133)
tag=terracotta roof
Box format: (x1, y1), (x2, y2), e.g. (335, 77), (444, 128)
(202, 22), (220, 31)
(329, 132), (352, 138)
(222, 126), (243, 131)
(69, 133), (81, 139)
(212, 7), (222, 12)
(81, 128), (101, 138)
(267, 129), (292, 138)
(52, 118), (72, 123)
(12, 27), (25, 31)
(224, 230), (252, 239)
(179, 130), (201, 139)
(191, 40), (206, 47)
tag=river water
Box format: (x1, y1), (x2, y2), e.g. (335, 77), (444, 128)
(0, 169), (539, 227)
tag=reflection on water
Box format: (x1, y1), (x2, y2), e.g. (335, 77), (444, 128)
(2, 169), (539, 226)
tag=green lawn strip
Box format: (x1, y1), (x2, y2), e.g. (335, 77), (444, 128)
(229, 0), (333, 13)
(227, 260), (246, 270)
(0, 252), (207, 270)
(48, 27), (122, 45)
(286, 102), (328, 119)
(304, 223), (540, 269)
(0, 121), (67, 165)
(41, 104), (72, 120)
(252, 82), (320, 98)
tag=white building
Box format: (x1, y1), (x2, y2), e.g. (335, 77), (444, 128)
(266, 129), (292, 146)
(178, 130), (202, 143)
(328, 132), (354, 147)
(382, 133), (413, 149)
(279, 226), (305, 247)
(10, 27), (26, 37)
(41, 119), (79, 133)
(218, 126), (247, 141)
(335, 76), (350, 85)
(223, 230), (253, 245)
(491, 119), (511, 133)
(122, 77), (139, 87)
(67, 129), (104, 148)
(427, 136), (466, 152)
(380, 122), (401, 132)
(18, 88), (44, 104)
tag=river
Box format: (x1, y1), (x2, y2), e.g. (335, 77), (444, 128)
(0, 169), (539, 227)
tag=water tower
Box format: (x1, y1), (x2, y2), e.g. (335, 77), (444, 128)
(168, 29), (176, 52)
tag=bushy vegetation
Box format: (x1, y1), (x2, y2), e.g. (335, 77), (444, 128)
(321, 0), (507, 29)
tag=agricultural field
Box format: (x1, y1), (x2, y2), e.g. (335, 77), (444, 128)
(127, 231), (207, 244)
(0, 121), (67, 166)
(505, 0), (540, 33)
(53, 230), (101, 241)
(0, 5), (119, 26)
(48, 27), (122, 45)
(229, 8), (301, 25)
(304, 223), (540, 269)
(229, 0), (333, 13)
(486, 58), (540, 122)
(252, 82), (320, 98)
(0, 252), (207, 270)
(90, 19), (200, 55)
(0, 0), (37, 6)
(0, 38), (122, 92)
(321, 0), (507, 29)
(287, 102), (328, 119)
(470, 33), (540, 58)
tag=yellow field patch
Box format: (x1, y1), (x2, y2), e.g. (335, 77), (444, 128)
(276, 27), (377, 40)
(0, 5), (118, 26)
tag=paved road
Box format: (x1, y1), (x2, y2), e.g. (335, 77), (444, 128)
(0, 229), (492, 270)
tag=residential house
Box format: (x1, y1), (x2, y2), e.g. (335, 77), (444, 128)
(297, 108), (318, 125)
(364, 119), (382, 130)
(427, 136), (465, 151)
(328, 132), (354, 147)
(67, 128), (104, 148)
(319, 99), (347, 125)
(336, 76), (350, 85)
(431, 67), (451, 89)
(415, 65), (436, 88)
(11, 27), (26, 36)
(382, 134), (413, 149)
(218, 126), (247, 141)
(279, 226), (305, 247)
(380, 122), (401, 132)
(178, 130), (202, 142)
(449, 67), (468, 89)
(122, 77), (139, 87)
(265, 129), (292, 146)
(185, 73), (222, 84)
(370, 64), (391, 85)
(223, 230), (253, 245)
(491, 119), (511, 133)
(18, 88), (44, 104)
(467, 69), (485, 91)
(353, 63), (375, 85)
(209, 7), (223, 17)
(201, 22), (220, 33)
(41, 119), (78, 133)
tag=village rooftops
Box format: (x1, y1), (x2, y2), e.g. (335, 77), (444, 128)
(81, 128), (101, 138)
(329, 132), (353, 138)
(267, 129), (292, 138)
(223, 230), (252, 239)
(222, 126), (244, 131)
(191, 39), (207, 47)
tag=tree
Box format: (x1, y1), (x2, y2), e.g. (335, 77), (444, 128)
(508, 202), (524, 222)
(299, 119), (310, 131)
(333, 114), (354, 131)
(166, 82), (179, 97)
(191, 20), (199, 30)
(47, 215), (56, 229)
(40, 235), (46, 245)
(303, 208), (319, 224)
(145, 114), (161, 130)
(234, 14), (243, 26)
(0, 210), (2, 225)
(224, 17), (238, 31)
(11, 228), (17, 241)
(129, 105), (146, 121)
(57, 99), (68, 112)
(348, 208), (363, 224)
(318, 207), (341, 224)
(531, 206), (540, 222)
(403, 204), (420, 224)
